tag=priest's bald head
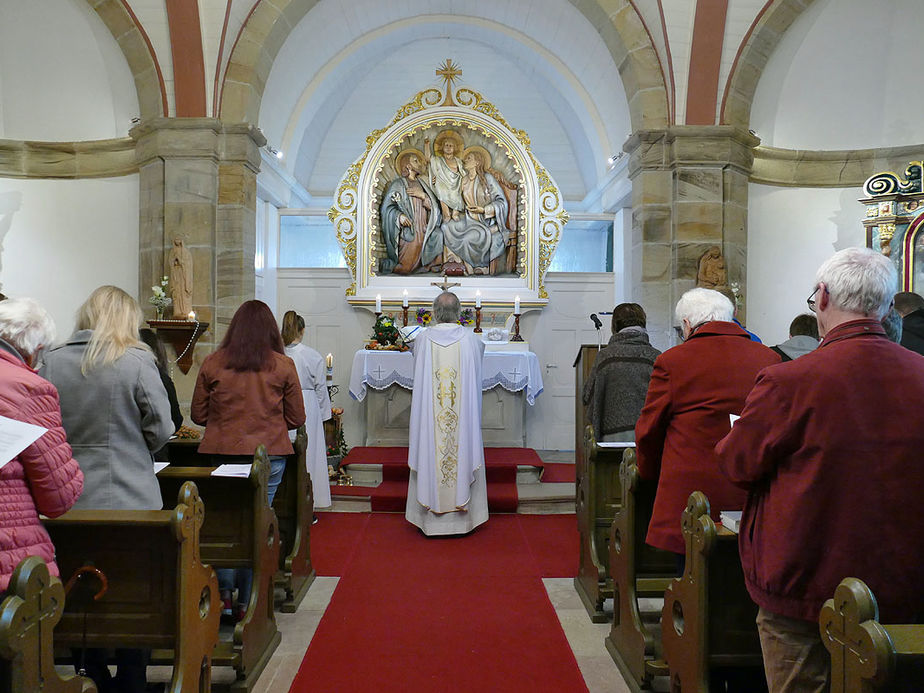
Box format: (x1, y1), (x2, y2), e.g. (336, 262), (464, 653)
(433, 291), (461, 323)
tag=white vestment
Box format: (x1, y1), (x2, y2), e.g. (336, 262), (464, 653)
(285, 342), (333, 508)
(406, 322), (488, 535)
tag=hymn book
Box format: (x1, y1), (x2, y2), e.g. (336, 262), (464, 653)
(720, 510), (742, 533)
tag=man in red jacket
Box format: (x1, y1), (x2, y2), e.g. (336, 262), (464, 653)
(716, 247), (924, 692)
(635, 288), (779, 560)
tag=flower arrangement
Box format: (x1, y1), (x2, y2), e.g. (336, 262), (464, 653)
(416, 308), (474, 326)
(149, 276), (172, 318)
(371, 315), (401, 346)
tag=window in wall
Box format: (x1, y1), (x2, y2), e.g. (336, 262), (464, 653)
(279, 213), (346, 268)
(548, 218), (613, 272)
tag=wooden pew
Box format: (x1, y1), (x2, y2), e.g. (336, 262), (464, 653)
(604, 449), (674, 690)
(821, 577), (924, 693)
(574, 426), (630, 622)
(156, 447), (281, 692)
(270, 427), (316, 612)
(660, 491), (766, 692)
(44, 481), (219, 693)
(0, 557), (96, 693)
(166, 427), (316, 612)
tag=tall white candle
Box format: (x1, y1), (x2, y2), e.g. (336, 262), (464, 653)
(375, 294), (382, 312)
(514, 295), (520, 313)
(402, 289), (409, 308)
(326, 353), (333, 369)
(475, 290), (482, 308)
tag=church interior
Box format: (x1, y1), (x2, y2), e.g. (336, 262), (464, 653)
(1, 0), (922, 691)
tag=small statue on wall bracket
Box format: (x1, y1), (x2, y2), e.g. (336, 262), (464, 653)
(168, 237), (193, 318)
(696, 246), (728, 289)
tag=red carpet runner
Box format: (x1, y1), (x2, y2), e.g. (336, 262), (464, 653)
(331, 447), (547, 512)
(291, 513), (583, 692)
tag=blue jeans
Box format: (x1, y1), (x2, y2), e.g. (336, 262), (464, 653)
(216, 455), (286, 604)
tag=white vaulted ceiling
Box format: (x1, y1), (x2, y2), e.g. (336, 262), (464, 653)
(258, 0), (632, 207)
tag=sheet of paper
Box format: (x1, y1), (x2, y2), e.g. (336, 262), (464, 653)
(729, 414), (740, 427)
(0, 415), (47, 470)
(153, 462), (170, 474)
(211, 463), (252, 478)
(598, 441), (635, 448)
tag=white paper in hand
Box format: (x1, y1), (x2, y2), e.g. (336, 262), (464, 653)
(0, 415), (47, 470)
(211, 464), (252, 478)
(729, 414), (740, 427)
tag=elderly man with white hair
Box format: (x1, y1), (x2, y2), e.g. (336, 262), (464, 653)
(0, 297), (83, 592)
(635, 287), (779, 566)
(405, 291), (488, 535)
(717, 247), (924, 693)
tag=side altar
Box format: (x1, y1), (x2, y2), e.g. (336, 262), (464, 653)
(348, 343), (543, 447)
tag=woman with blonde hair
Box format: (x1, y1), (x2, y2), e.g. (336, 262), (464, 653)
(40, 285), (174, 692)
(282, 310), (332, 513)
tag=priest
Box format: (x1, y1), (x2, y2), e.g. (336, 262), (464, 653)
(406, 291), (489, 535)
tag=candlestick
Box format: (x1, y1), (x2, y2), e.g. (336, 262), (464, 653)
(402, 306), (409, 327)
(187, 310), (196, 321)
(402, 289), (408, 308)
(375, 294), (382, 312)
(514, 295), (520, 314)
(511, 313), (524, 342)
(475, 290), (482, 308)
(474, 306), (482, 333)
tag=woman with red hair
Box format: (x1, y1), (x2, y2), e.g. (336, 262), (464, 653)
(192, 300), (305, 619)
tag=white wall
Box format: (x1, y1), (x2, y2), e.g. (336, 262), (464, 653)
(0, 176), (140, 339)
(0, 0), (139, 140)
(746, 183), (865, 344)
(750, 0), (924, 150)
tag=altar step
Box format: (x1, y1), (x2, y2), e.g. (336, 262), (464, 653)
(323, 449), (575, 515)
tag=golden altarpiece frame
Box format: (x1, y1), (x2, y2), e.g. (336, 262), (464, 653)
(863, 161), (924, 291)
(328, 61), (567, 310)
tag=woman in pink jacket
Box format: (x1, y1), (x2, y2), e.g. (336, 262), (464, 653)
(0, 297), (83, 593)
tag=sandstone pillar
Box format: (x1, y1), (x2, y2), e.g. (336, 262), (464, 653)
(625, 126), (759, 347)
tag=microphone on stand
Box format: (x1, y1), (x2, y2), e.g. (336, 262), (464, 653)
(590, 314), (603, 350)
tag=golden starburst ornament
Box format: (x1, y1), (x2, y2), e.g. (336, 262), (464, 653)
(436, 58), (462, 106)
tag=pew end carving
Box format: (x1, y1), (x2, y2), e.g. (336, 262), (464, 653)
(0, 557), (96, 693)
(157, 446), (281, 692)
(44, 481), (220, 693)
(820, 577), (924, 693)
(274, 426), (316, 612)
(575, 425), (627, 623)
(660, 491), (765, 692)
(604, 449), (673, 691)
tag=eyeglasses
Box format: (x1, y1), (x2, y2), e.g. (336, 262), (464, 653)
(807, 285), (827, 313)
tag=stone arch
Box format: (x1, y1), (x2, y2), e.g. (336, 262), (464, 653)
(218, 0), (668, 131)
(721, 0), (817, 129)
(86, 0), (167, 118)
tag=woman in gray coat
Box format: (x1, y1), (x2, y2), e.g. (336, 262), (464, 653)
(42, 285), (174, 511)
(41, 285), (174, 692)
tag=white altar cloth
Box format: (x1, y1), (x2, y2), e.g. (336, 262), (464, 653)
(349, 349), (544, 405)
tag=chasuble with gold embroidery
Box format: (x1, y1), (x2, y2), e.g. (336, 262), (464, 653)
(405, 322), (488, 535)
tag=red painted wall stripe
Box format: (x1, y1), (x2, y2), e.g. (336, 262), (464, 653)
(212, 2), (234, 117)
(165, 0), (207, 117)
(685, 0), (729, 125)
(719, 1), (774, 124)
(119, 0), (168, 117)
(627, 0), (673, 125)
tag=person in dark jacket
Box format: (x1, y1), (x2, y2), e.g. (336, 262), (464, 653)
(139, 328), (183, 461)
(717, 248), (924, 693)
(770, 313), (819, 361)
(582, 303), (660, 442)
(894, 290), (924, 355)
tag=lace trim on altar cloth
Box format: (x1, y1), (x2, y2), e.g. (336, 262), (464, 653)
(352, 371), (415, 399)
(480, 374), (542, 405)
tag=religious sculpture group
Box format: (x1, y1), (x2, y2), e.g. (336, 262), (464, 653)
(378, 128), (519, 277)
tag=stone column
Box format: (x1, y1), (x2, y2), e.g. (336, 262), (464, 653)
(625, 126), (759, 348)
(132, 118), (265, 409)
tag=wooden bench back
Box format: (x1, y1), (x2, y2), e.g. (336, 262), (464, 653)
(821, 577), (924, 693)
(661, 491), (764, 692)
(44, 482), (219, 692)
(0, 557), (95, 693)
